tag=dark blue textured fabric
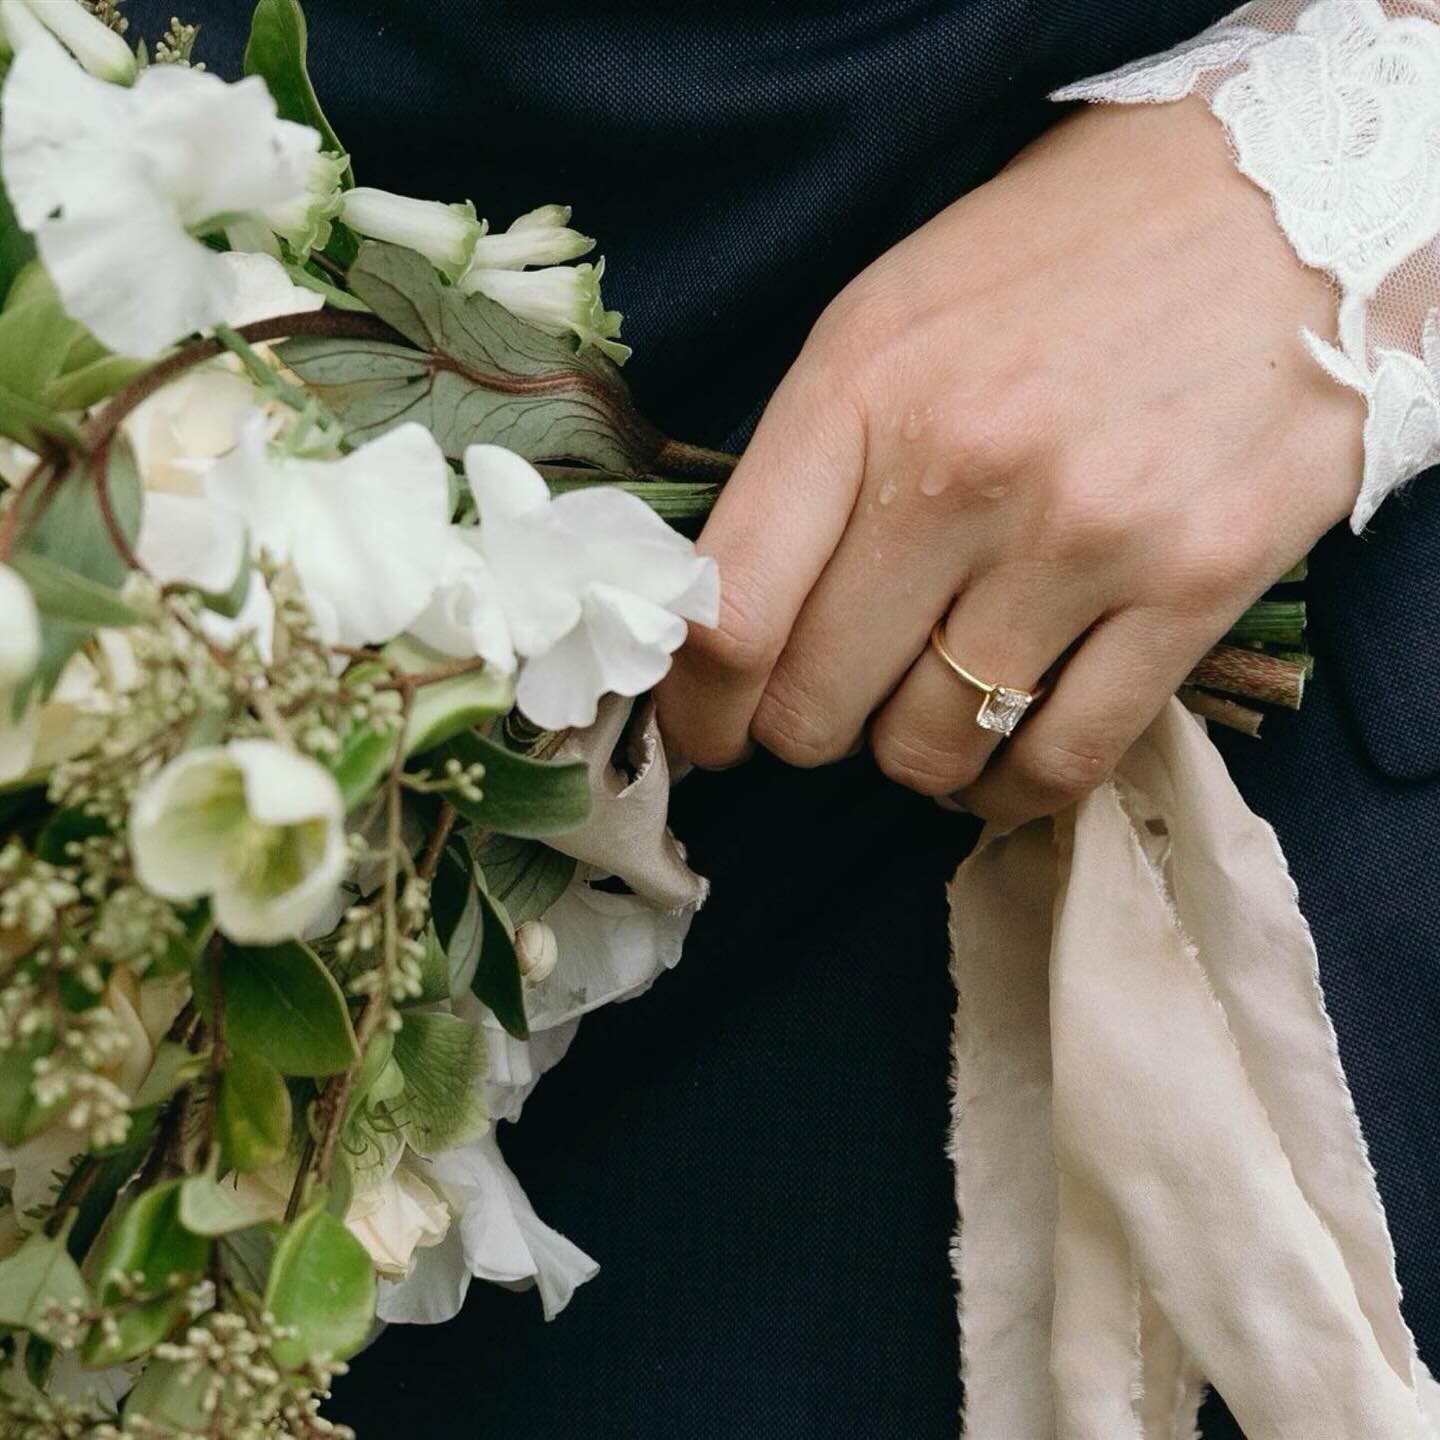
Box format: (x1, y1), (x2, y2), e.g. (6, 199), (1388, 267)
(126, 5), (1437, 1436)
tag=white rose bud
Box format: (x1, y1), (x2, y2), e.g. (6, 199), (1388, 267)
(340, 187), (486, 281)
(129, 739), (346, 944)
(8, 0), (136, 83)
(515, 919), (559, 985)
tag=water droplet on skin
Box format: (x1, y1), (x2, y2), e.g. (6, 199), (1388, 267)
(901, 405), (932, 442)
(979, 482), (1010, 501)
(877, 475), (899, 506)
(919, 468), (952, 498)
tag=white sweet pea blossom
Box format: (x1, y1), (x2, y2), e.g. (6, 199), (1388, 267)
(340, 188), (486, 281)
(142, 412), (453, 649)
(407, 532), (516, 676)
(129, 739), (347, 944)
(447, 445), (718, 729)
(1, 0), (135, 83)
(215, 251), (327, 330)
(461, 258), (630, 364)
(466, 204), (595, 271)
(0, 34), (319, 357)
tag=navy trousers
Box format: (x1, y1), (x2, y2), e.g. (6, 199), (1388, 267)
(128, 3), (1440, 1434)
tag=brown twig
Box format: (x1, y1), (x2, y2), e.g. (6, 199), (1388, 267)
(1187, 644), (1306, 710)
(1179, 686), (1265, 738)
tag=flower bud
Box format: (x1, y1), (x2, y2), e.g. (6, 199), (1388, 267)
(465, 205), (594, 271)
(0, 562), (39, 692)
(460, 258), (631, 364)
(11, 0), (136, 83)
(259, 149), (349, 254)
(515, 919), (559, 984)
(340, 187), (486, 281)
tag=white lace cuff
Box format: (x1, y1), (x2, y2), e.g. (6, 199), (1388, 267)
(1054, 0), (1440, 532)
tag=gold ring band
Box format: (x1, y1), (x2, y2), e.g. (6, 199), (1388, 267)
(929, 622), (1043, 737)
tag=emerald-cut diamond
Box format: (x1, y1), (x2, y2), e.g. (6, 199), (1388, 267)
(976, 686), (1032, 736)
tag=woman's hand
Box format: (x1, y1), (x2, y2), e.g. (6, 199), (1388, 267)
(655, 97), (1364, 826)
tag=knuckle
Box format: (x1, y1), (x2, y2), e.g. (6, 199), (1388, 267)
(872, 729), (977, 798)
(808, 276), (902, 362)
(687, 575), (786, 680)
(1169, 544), (1257, 616)
(1013, 736), (1114, 806)
(1039, 472), (1131, 562)
(933, 405), (1025, 493)
(751, 682), (847, 769)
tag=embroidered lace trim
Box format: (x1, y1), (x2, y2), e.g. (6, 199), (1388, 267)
(1056, 0), (1440, 531)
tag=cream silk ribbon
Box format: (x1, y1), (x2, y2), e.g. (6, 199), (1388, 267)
(948, 699), (1440, 1439)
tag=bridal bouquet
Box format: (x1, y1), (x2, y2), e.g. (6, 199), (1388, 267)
(0, 1), (733, 1433)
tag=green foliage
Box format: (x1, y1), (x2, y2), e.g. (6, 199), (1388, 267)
(476, 833), (576, 926)
(264, 1206), (376, 1367)
(129, 1042), (207, 1110)
(179, 1164), (267, 1238)
(278, 242), (663, 471)
(198, 943), (360, 1078)
(438, 731), (591, 839)
(388, 636), (515, 756)
(390, 1011), (488, 1156)
(83, 1181), (209, 1365)
(13, 439), (143, 704)
(219, 1050), (293, 1173)
(243, 0), (352, 183)
(123, 1358), (213, 1433)
(0, 1225), (88, 1337)
(8, 550), (140, 630)
(0, 172), (36, 306)
(328, 713), (397, 811)
(470, 881), (528, 1040)
(0, 1030), (57, 1146)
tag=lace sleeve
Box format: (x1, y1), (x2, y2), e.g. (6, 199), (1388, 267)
(1054, 0), (1440, 532)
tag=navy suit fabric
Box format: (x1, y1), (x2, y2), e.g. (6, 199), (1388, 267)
(126, 3), (1439, 1435)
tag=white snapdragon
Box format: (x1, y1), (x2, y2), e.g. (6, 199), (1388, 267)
(138, 413), (454, 649)
(422, 445), (718, 730)
(460, 258), (630, 363)
(129, 739), (347, 944)
(0, 0), (135, 83)
(0, 33), (319, 356)
(340, 188), (486, 281)
(466, 204), (594, 271)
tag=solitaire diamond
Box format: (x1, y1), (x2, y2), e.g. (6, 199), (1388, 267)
(976, 686), (1032, 736)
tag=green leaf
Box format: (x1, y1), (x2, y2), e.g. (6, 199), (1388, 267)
(430, 843), (471, 954)
(542, 467), (721, 520)
(44, 353), (150, 413)
(0, 381), (83, 453)
(15, 439), (143, 701)
(0, 1029), (57, 1146)
(0, 1224), (89, 1336)
(8, 549), (140, 629)
(82, 1182), (209, 1366)
(130, 1041), (207, 1110)
(475, 833), (576, 926)
(278, 242), (663, 470)
(436, 732), (590, 839)
(32, 806), (109, 865)
(219, 1050), (293, 1172)
(470, 883), (528, 1040)
(264, 1207), (376, 1367)
(198, 943), (360, 1078)
(0, 288), (82, 401)
(0, 172), (36, 306)
(385, 635), (515, 756)
(243, 0), (352, 182)
(124, 1359), (215, 1433)
(328, 719), (397, 812)
(409, 923), (451, 1006)
(179, 1164), (268, 1238)
(389, 1011), (488, 1156)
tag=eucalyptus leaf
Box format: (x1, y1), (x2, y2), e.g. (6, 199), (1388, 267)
(243, 0), (352, 182)
(264, 1207), (376, 1367)
(278, 242), (663, 471)
(8, 550), (140, 629)
(469, 883), (528, 1040)
(0, 1225), (89, 1335)
(198, 943), (360, 1078)
(219, 1050), (293, 1173)
(436, 731), (591, 839)
(475, 833), (576, 925)
(389, 1011), (488, 1157)
(82, 1182), (209, 1366)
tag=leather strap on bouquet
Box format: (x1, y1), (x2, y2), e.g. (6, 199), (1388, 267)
(949, 700), (1440, 1438)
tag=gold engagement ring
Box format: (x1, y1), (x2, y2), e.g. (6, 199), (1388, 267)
(928, 622), (1044, 737)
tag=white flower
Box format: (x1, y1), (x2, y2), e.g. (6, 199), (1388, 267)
(514, 919), (559, 983)
(1, 0), (135, 83)
(257, 149), (348, 255)
(129, 739), (347, 944)
(340, 188), (486, 281)
(345, 1161), (453, 1279)
(452, 445), (718, 729)
(460, 258), (630, 363)
(145, 413), (453, 648)
(0, 33), (319, 356)
(1211, 0), (1440, 295)
(0, 562), (40, 780)
(214, 251), (327, 330)
(465, 204), (594, 271)
(407, 531), (516, 676)
(124, 366), (262, 497)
